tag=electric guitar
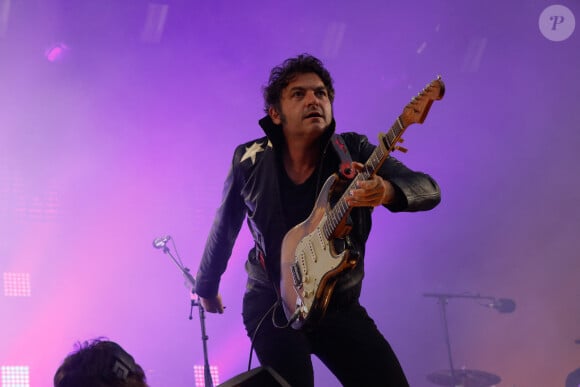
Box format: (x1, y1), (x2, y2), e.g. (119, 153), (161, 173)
(279, 76), (445, 329)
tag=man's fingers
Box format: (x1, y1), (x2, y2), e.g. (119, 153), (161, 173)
(347, 176), (387, 207)
(356, 175), (383, 188)
(351, 161), (364, 171)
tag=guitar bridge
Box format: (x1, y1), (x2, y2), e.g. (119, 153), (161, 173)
(290, 263), (302, 288)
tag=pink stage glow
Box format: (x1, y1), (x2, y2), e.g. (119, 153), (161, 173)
(44, 43), (68, 62)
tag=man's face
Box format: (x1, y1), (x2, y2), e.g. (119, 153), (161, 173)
(269, 72), (332, 139)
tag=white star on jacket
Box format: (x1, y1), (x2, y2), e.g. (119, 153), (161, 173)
(240, 140), (272, 165)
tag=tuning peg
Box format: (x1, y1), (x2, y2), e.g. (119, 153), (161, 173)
(398, 138), (405, 143)
(395, 145), (408, 153)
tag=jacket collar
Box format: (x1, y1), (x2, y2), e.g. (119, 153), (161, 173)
(258, 115), (336, 151)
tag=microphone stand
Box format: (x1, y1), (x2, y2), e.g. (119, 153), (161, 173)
(159, 243), (214, 387)
(423, 292), (495, 384)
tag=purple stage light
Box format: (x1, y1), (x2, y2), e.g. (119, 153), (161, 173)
(1, 366), (30, 387)
(194, 365), (219, 387)
(3, 272), (31, 297)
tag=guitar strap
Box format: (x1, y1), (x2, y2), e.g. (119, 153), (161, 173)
(331, 134), (356, 180)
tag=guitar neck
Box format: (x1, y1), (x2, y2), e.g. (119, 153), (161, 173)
(322, 116), (406, 239)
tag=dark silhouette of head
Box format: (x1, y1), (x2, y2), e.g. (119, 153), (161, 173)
(54, 339), (148, 387)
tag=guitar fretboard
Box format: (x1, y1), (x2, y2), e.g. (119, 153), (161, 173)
(322, 117), (405, 239)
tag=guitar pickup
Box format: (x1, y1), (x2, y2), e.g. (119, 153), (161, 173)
(290, 262), (302, 288)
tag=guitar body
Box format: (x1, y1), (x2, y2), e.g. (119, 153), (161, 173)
(280, 174), (356, 329)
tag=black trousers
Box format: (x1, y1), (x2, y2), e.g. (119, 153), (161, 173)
(242, 284), (410, 387)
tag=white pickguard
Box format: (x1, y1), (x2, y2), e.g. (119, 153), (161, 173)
(292, 215), (346, 313)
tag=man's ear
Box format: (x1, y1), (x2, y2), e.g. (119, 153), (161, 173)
(268, 106), (282, 125)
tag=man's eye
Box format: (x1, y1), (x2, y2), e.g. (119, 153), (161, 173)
(292, 91), (304, 98)
(316, 90), (327, 97)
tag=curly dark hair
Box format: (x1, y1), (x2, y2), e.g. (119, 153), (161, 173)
(54, 339), (148, 387)
(263, 53), (335, 114)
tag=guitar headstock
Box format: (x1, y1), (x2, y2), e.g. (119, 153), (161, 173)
(400, 76), (445, 128)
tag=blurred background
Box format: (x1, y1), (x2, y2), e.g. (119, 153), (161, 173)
(0, 0), (578, 386)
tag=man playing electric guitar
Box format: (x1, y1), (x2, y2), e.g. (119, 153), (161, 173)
(195, 54), (442, 387)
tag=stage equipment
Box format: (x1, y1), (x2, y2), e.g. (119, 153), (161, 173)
(423, 292), (512, 387)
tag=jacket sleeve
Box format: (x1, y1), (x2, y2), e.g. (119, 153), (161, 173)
(195, 147), (247, 298)
(343, 132), (441, 212)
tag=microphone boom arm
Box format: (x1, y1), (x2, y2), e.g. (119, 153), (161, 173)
(160, 244), (196, 294)
(154, 238), (214, 387)
(422, 292), (495, 302)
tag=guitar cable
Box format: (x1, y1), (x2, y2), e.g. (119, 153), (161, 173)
(247, 297), (303, 371)
(247, 299), (278, 372)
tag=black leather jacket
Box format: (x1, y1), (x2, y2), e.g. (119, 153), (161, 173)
(195, 116), (441, 299)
